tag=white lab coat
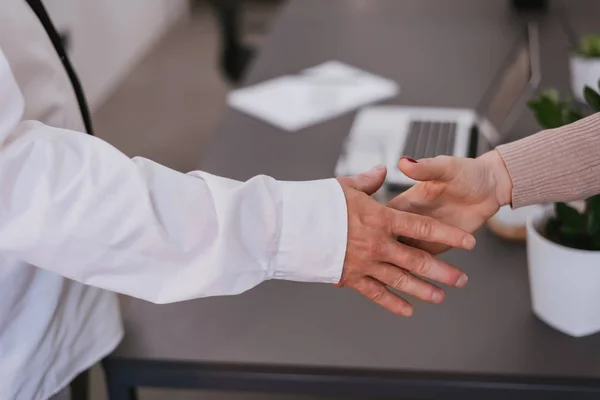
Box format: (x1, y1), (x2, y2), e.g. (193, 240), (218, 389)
(0, 2), (347, 399)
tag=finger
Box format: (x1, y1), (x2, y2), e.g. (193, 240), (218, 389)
(369, 262), (445, 304)
(386, 191), (437, 230)
(387, 191), (413, 211)
(397, 236), (449, 256)
(341, 165), (386, 195)
(383, 240), (468, 288)
(387, 209), (476, 250)
(352, 276), (413, 316)
(398, 156), (456, 182)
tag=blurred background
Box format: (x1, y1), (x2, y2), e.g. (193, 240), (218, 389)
(42, 0), (281, 174)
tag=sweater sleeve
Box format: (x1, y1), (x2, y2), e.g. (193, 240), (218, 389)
(496, 112), (600, 208)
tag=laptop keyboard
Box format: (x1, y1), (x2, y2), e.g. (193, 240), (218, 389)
(402, 121), (457, 159)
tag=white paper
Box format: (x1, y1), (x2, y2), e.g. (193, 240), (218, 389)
(227, 61), (399, 132)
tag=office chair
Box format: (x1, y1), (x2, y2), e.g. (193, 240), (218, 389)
(206, 0), (255, 85)
(511, 0), (548, 11)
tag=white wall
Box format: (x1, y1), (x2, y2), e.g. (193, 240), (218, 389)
(43, 0), (190, 110)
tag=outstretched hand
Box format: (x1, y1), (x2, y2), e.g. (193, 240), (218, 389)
(388, 151), (513, 254)
(336, 165), (476, 317)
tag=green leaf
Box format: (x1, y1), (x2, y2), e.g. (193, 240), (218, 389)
(597, 78), (600, 92)
(584, 86), (600, 112)
(544, 217), (561, 238)
(562, 107), (584, 125)
(541, 89), (560, 104)
(579, 34), (600, 57)
(557, 229), (583, 247)
(555, 202), (585, 234)
(528, 96), (565, 129)
(586, 195), (600, 235)
(588, 210), (600, 236)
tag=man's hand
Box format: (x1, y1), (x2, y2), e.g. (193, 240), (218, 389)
(336, 165), (476, 317)
(388, 151), (513, 255)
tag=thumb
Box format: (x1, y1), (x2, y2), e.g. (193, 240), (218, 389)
(398, 156), (455, 182)
(344, 165), (387, 195)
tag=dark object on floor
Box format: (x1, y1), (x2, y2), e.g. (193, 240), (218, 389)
(207, 0), (256, 84)
(511, 0), (549, 12)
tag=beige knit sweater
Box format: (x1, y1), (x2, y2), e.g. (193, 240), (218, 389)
(496, 112), (600, 209)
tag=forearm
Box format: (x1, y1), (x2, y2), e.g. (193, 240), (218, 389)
(496, 112), (600, 208)
(0, 45), (348, 304)
(0, 122), (347, 303)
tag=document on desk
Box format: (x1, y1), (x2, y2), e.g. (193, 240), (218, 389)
(227, 61), (399, 132)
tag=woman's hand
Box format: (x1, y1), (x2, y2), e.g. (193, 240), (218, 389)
(387, 151), (513, 254)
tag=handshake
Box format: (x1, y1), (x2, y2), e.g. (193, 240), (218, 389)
(337, 151), (513, 316)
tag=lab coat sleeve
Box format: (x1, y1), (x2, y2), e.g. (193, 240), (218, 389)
(0, 48), (348, 303)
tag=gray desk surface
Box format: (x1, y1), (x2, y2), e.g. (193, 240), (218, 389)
(114, 0), (600, 380)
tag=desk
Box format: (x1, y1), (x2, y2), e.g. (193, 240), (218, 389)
(103, 1), (600, 399)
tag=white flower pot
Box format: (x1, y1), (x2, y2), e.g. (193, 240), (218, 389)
(570, 55), (600, 102)
(526, 209), (600, 337)
(487, 204), (546, 241)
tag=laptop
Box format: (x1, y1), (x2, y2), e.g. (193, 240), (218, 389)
(335, 22), (541, 189)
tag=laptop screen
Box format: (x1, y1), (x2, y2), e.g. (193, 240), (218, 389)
(482, 39), (533, 130)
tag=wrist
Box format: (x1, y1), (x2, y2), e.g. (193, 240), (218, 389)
(274, 179), (346, 283)
(478, 150), (513, 207)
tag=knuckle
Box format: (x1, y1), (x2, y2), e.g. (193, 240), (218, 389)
(367, 286), (386, 303)
(391, 271), (410, 289)
(413, 253), (433, 275)
(416, 219), (433, 239)
(433, 155), (454, 177)
(436, 155), (453, 168)
(378, 208), (392, 232)
(392, 213), (409, 234)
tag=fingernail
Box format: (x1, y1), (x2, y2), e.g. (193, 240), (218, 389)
(403, 307), (414, 317)
(372, 164), (386, 171)
(401, 157), (417, 163)
(462, 236), (476, 250)
(431, 290), (444, 304)
(455, 274), (469, 288)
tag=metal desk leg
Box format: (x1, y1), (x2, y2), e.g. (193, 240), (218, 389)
(106, 386), (138, 400)
(102, 360), (139, 400)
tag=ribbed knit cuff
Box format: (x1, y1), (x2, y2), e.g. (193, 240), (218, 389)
(496, 112), (600, 208)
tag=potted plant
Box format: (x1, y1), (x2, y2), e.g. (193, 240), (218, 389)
(570, 34), (600, 103)
(525, 83), (600, 337)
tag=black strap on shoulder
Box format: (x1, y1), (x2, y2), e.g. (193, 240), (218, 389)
(25, 0), (94, 135)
